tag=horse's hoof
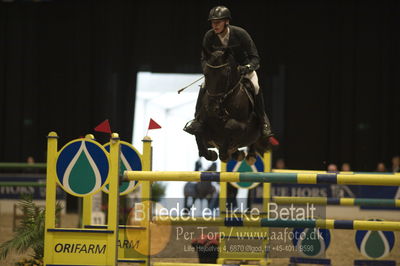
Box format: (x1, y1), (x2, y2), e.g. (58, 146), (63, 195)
(232, 150), (245, 161)
(203, 150), (218, 161)
(219, 154), (229, 163)
(220, 158), (228, 163)
(246, 155), (257, 165)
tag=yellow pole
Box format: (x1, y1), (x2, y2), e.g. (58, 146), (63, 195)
(44, 131), (58, 265)
(142, 136), (152, 266)
(107, 133), (120, 265)
(262, 151), (271, 213)
(262, 151), (272, 266)
(219, 162), (227, 213)
(217, 162), (227, 264)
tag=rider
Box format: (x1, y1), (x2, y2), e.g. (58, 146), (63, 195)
(184, 6), (277, 145)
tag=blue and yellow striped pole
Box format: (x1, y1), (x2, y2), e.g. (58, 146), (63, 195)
(124, 171), (400, 186)
(153, 263), (249, 266)
(153, 263), (250, 266)
(271, 196), (400, 208)
(272, 169), (400, 175)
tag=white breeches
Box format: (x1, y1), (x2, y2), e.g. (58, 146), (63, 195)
(245, 71), (260, 94)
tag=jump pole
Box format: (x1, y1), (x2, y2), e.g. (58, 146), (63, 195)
(273, 169), (400, 175)
(271, 196), (400, 208)
(152, 216), (400, 231)
(124, 171), (400, 186)
(153, 263), (249, 266)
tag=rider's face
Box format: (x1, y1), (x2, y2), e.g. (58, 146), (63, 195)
(211, 19), (228, 34)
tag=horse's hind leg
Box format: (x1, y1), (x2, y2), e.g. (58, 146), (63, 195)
(246, 144), (257, 165)
(195, 135), (218, 161)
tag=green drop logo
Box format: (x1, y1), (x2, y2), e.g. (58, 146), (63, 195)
(63, 141), (102, 195)
(69, 151), (97, 194)
(293, 228), (330, 257)
(301, 229), (322, 256)
(360, 231), (390, 259)
(355, 219), (395, 259)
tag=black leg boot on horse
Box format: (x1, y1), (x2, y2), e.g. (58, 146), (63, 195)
(183, 86), (205, 135)
(254, 90), (279, 148)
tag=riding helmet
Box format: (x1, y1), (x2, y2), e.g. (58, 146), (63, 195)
(208, 6), (232, 21)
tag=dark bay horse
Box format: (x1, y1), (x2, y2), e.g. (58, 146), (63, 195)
(195, 49), (270, 164)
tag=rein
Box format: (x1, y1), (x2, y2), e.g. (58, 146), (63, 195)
(205, 62), (230, 69)
(206, 75), (243, 100)
(204, 58), (243, 105)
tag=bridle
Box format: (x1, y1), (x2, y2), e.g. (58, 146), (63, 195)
(205, 60), (243, 101)
(205, 62), (230, 69)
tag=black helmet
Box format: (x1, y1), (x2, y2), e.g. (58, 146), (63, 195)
(208, 6), (231, 21)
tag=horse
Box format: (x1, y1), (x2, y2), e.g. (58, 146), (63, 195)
(195, 49), (270, 164)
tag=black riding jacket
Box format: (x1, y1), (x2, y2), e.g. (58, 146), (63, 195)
(201, 25), (260, 72)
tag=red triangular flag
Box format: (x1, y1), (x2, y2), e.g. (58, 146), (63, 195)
(94, 119), (112, 134)
(148, 118), (161, 130)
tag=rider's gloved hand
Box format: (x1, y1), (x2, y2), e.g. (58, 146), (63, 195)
(237, 64), (253, 75)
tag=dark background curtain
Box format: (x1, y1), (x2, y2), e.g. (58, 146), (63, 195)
(0, 0), (399, 171)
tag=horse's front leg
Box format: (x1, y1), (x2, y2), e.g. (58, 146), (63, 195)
(218, 140), (231, 163)
(195, 134), (218, 161)
(246, 144), (257, 165)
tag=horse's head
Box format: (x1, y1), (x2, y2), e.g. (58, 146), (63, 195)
(203, 48), (240, 95)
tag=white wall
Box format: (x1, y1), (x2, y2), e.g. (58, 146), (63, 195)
(132, 72), (216, 200)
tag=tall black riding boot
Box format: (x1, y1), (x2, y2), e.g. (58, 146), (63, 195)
(254, 90), (273, 138)
(183, 86), (206, 135)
